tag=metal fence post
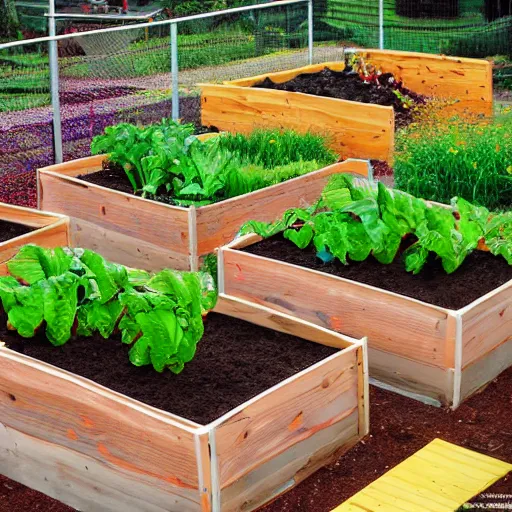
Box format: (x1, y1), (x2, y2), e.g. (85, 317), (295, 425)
(170, 22), (179, 120)
(48, 0), (63, 164)
(308, 0), (313, 64)
(379, 0), (384, 49)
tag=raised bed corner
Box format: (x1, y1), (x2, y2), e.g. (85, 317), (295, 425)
(199, 51), (493, 162)
(218, 235), (511, 409)
(38, 157), (370, 272)
(0, 295), (368, 512)
(0, 203), (69, 275)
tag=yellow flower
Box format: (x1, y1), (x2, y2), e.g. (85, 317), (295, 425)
(507, 165), (512, 175)
(269, 139), (276, 144)
(473, 162), (478, 169)
(496, 144), (501, 152)
(448, 147), (459, 155)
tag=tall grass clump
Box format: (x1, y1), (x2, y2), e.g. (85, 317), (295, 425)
(215, 129), (338, 169)
(394, 111), (512, 211)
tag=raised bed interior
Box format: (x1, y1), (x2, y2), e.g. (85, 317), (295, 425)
(200, 50), (493, 161)
(0, 293), (368, 512)
(38, 155), (369, 272)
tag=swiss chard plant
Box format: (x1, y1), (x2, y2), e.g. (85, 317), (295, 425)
(91, 121), (338, 206)
(0, 245), (217, 373)
(241, 175), (512, 274)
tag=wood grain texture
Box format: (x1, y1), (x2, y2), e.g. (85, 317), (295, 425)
(39, 170), (191, 269)
(195, 160), (369, 256)
(369, 347), (455, 407)
(460, 281), (512, 368)
(460, 338), (512, 403)
(214, 294), (358, 350)
(359, 49), (493, 113)
(221, 248), (454, 368)
(69, 217), (191, 272)
(220, 412), (360, 512)
(0, 350), (202, 507)
(200, 84), (394, 161)
(0, 202), (64, 227)
(0, 423), (201, 512)
(213, 346), (359, 489)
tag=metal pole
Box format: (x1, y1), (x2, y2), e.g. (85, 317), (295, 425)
(48, 0), (63, 163)
(378, 0), (384, 49)
(170, 22), (179, 120)
(307, 0), (313, 64)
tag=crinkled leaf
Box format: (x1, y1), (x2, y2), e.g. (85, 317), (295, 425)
(283, 224), (314, 249)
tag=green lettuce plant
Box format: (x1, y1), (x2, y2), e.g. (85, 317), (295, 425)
(241, 175), (512, 274)
(0, 245), (217, 373)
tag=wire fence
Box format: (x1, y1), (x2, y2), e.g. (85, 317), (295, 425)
(1, 0), (511, 206)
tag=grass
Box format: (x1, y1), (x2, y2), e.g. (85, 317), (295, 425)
(394, 110), (512, 211)
(215, 129), (339, 169)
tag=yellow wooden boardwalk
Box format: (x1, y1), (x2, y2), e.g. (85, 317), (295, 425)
(332, 438), (512, 512)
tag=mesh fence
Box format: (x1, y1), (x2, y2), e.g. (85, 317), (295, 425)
(316, 0), (512, 57)
(0, 40), (52, 206)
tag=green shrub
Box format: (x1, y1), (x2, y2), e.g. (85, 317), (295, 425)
(394, 114), (512, 211)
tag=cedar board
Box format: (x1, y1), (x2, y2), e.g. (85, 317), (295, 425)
(199, 51), (492, 162)
(0, 203), (70, 275)
(38, 156), (370, 272)
(0, 294), (368, 512)
(218, 233), (511, 409)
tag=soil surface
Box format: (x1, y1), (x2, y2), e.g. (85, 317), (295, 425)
(2, 312), (337, 425)
(0, 220), (34, 243)
(1, 367), (510, 512)
(253, 67), (425, 129)
(242, 234), (512, 310)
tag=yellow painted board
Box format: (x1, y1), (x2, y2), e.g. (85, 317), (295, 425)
(332, 438), (512, 512)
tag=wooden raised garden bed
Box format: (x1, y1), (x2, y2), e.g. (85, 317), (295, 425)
(0, 293), (368, 512)
(218, 235), (512, 410)
(37, 157), (369, 272)
(199, 50), (493, 162)
(0, 202), (69, 273)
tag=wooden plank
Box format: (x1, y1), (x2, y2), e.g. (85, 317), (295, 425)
(220, 411), (360, 512)
(460, 280), (512, 368)
(225, 61), (346, 87)
(0, 349), (202, 507)
(0, 219), (70, 275)
(213, 346), (359, 491)
(460, 338), (512, 403)
(359, 49), (493, 106)
(0, 202), (64, 227)
(221, 248), (454, 368)
(214, 294), (358, 350)
(39, 154), (106, 178)
(333, 438), (511, 512)
(69, 217), (191, 272)
(195, 433), (213, 512)
(195, 160), (369, 256)
(369, 347), (455, 407)
(39, 171), (191, 269)
(0, 423), (201, 512)
(200, 84), (394, 161)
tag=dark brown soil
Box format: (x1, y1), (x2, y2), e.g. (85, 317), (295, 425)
(2, 312), (337, 425)
(242, 234), (512, 310)
(0, 219), (34, 243)
(253, 68), (425, 129)
(79, 162), (134, 196)
(2, 367), (511, 512)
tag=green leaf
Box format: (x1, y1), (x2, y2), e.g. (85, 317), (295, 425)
(283, 224), (314, 249)
(6, 283), (44, 338)
(41, 273), (79, 346)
